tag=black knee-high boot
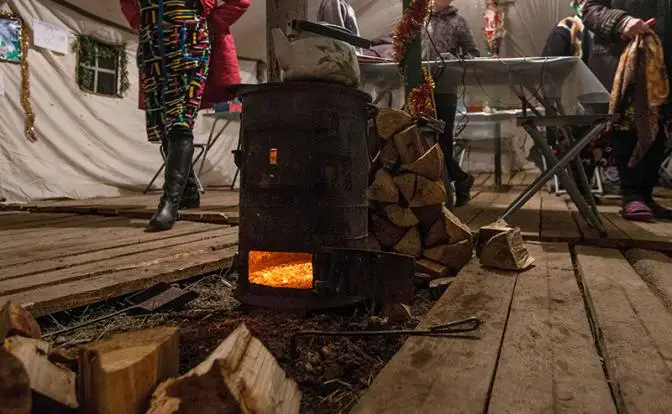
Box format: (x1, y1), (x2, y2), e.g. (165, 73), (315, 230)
(147, 126), (194, 232)
(180, 168), (201, 209)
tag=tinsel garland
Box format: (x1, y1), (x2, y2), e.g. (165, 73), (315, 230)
(392, 0), (436, 118)
(0, 12), (36, 141)
(71, 35), (130, 96)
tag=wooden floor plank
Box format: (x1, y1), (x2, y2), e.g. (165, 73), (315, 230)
(0, 244), (238, 317)
(0, 213), (77, 228)
(488, 243), (615, 414)
(352, 259), (518, 414)
(0, 220), (222, 268)
(1, 227), (237, 280)
(0, 232), (238, 296)
(599, 204), (672, 250)
(575, 246), (672, 413)
(566, 200), (629, 248)
(538, 191), (582, 243)
(625, 249), (672, 312)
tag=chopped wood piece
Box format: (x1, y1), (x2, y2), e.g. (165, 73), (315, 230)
(429, 278), (453, 299)
(0, 348), (31, 414)
(376, 108), (412, 139)
(393, 226), (422, 257)
(378, 140), (400, 169)
(415, 258), (449, 279)
(394, 125), (427, 164)
(423, 239), (473, 272)
(147, 323), (301, 414)
(368, 169), (398, 203)
(380, 303), (413, 323)
(475, 220), (510, 256)
(478, 227), (535, 271)
(371, 215), (407, 247)
(49, 348), (80, 372)
(425, 206), (472, 247)
(3, 336), (77, 410)
(79, 327), (180, 414)
(365, 233), (382, 251)
(384, 205), (419, 227)
(410, 176), (447, 207)
(413, 205), (443, 234)
(0, 301), (41, 342)
(393, 173), (416, 205)
(400, 144), (444, 180)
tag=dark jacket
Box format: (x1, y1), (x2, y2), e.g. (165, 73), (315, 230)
(581, 0), (671, 90)
(421, 6), (480, 60)
(541, 16), (593, 64)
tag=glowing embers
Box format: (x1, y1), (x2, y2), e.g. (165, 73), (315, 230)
(248, 251), (313, 289)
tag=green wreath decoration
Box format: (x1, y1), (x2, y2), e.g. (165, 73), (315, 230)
(71, 35), (130, 97)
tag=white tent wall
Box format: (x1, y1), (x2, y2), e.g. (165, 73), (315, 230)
(0, 0), (257, 203)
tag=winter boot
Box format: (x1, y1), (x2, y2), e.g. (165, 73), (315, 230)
(147, 126), (194, 232)
(179, 168), (201, 209)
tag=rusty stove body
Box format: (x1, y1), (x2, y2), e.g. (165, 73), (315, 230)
(233, 82), (414, 310)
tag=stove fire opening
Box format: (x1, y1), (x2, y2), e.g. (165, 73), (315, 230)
(248, 251), (313, 289)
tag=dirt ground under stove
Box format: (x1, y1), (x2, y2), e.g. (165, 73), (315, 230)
(41, 272), (439, 413)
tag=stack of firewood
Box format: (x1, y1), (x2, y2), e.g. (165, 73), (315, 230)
(0, 301), (300, 414)
(367, 108), (474, 278)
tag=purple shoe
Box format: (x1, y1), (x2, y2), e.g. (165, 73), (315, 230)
(621, 201), (654, 222)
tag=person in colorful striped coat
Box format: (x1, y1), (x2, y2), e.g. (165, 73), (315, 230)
(120, 0), (249, 231)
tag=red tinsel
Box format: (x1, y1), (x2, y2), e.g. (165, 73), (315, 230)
(393, 0), (433, 72)
(407, 67), (436, 118)
(393, 0), (436, 118)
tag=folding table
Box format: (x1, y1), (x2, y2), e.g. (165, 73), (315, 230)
(431, 57), (614, 235)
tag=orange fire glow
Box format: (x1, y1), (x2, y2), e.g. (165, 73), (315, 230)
(248, 251), (313, 289)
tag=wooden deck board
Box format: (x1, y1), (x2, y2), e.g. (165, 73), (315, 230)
(625, 249), (672, 311)
(488, 243), (615, 414)
(538, 191), (582, 242)
(0, 213), (238, 316)
(575, 246), (672, 413)
(352, 258), (518, 414)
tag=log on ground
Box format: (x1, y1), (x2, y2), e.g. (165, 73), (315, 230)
(0, 301), (41, 342)
(0, 347), (31, 414)
(79, 327), (180, 414)
(423, 239), (473, 272)
(147, 323), (301, 414)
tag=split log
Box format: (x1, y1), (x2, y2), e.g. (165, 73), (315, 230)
(0, 348), (31, 414)
(413, 205), (443, 234)
(376, 108), (412, 139)
(380, 303), (413, 323)
(424, 206), (472, 247)
(479, 227), (535, 271)
(393, 173), (416, 205)
(429, 278), (453, 299)
(415, 258), (449, 279)
(79, 327), (180, 414)
(393, 125), (427, 164)
(368, 169), (398, 203)
(384, 205), (419, 228)
(371, 215), (407, 247)
(409, 176), (447, 207)
(365, 233), (382, 251)
(378, 140), (400, 169)
(423, 239), (474, 272)
(475, 220), (510, 256)
(147, 323), (301, 414)
(400, 144), (444, 181)
(393, 226), (422, 257)
(0, 301), (41, 342)
(3, 336), (77, 411)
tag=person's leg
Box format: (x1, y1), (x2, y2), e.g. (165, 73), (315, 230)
(611, 129), (653, 220)
(641, 129), (672, 219)
(434, 93), (474, 206)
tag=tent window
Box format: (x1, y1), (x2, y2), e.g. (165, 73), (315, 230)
(76, 38), (120, 97)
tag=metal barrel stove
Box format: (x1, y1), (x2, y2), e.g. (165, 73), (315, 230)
(234, 81), (375, 309)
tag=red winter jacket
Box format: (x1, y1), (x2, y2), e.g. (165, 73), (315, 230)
(119, 0), (250, 109)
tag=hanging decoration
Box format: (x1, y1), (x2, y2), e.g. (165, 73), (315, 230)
(483, 0), (506, 57)
(393, 0), (436, 118)
(71, 35), (130, 96)
(0, 11), (36, 141)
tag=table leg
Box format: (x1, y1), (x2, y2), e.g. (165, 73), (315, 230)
(499, 123), (607, 234)
(494, 122), (502, 187)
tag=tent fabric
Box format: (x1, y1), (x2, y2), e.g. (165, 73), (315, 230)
(0, 0), (257, 203)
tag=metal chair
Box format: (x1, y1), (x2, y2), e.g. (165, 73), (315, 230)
(143, 142), (206, 194)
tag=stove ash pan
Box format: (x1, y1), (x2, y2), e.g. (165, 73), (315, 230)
(232, 82), (411, 309)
